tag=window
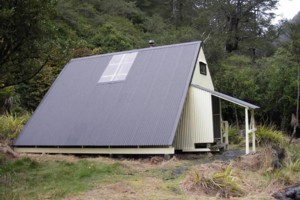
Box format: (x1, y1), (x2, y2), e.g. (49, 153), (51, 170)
(98, 52), (138, 83)
(199, 62), (207, 75)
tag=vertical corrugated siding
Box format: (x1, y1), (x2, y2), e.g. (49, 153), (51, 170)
(173, 93), (194, 150)
(174, 87), (214, 150)
(192, 88), (214, 143)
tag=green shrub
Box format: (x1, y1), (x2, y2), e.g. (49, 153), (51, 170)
(0, 112), (31, 140)
(256, 125), (285, 147)
(228, 126), (242, 144)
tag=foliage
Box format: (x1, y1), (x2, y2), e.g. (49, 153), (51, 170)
(0, 112), (30, 140)
(215, 55), (259, 102)
(0, 87), (22, 113)
(256, 47), (298, 129)
(214, 55), (259, 125)
(91, 17), (144, 53)
(0, 0), (298, 130)
(228, 126), (242, 145)
(0, 0), (71, 89)
(256, 125), (285, 147)
(16, 66), (58, 110)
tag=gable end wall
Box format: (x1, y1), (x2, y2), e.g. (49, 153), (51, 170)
(173, 47), (215, 151)
(191, 47), (214, 90)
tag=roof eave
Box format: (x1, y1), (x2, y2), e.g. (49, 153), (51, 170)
(191, 84), (260, 110)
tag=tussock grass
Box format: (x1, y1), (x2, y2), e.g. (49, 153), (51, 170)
(285, 159), (300, 172)
(286, 143), (300, 162)
(256, 143), (300, 188)
(183, 164), (244, 198)
(209, 166), (244, 197)
(256, 125), (285, 147)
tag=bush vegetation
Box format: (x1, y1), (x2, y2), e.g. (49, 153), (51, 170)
(255, 125), (285, 147)
(0, 112), (31, 140)
(228, 126), (242, 145)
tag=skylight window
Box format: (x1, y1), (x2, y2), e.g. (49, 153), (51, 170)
(98, 52), (138, 83)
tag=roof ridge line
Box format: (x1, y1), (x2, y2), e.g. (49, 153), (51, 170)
(70, 41), (202, 62)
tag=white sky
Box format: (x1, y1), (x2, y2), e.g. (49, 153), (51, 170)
(274, 0), (300, 23)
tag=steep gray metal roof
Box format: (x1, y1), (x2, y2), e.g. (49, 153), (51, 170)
(191, 84), (259, 109)
(15, 41), (201, 147)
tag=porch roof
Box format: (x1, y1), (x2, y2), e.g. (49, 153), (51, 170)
(191, 84), (259, 110)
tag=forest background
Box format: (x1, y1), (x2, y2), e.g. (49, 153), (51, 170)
(1, 0), (300, 133)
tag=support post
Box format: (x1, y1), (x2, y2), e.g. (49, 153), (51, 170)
(224, 121), (229, 150)
(221, 121), (229, 149)
(251, 110), (256, 152)
(245, 108), (249, 154)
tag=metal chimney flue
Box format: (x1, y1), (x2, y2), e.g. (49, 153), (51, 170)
(149, 40), (155, 47)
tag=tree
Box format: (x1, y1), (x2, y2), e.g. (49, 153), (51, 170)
(216, 0), (278, 54)
(287, 20), (300, 141)
(0, 0), (67, 89)
(256, 47), (298, 129)
(213, 54), (259, 126)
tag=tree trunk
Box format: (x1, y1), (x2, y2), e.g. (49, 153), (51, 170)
(234, 104), (240, 130)
(290, 63), (300, 144)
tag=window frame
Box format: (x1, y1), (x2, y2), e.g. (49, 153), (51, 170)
(199, 61), (207, 75)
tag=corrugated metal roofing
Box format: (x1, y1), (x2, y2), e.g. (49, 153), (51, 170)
(14, 41), (201, 147)
(191, 84), (259, 109)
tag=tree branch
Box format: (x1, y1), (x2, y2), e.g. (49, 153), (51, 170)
(0, 58), (49, 89)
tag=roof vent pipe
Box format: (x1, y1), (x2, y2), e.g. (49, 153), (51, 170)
(149, 40), (155, 47)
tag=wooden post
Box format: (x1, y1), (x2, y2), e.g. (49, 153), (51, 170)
(251, 110), (256, 152)
(245, 108), (249, 154)
(224, 121), (229, 150)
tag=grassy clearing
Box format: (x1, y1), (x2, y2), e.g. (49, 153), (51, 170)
(0, 154), (193, 200)
(0, 155), (122, 199)
(0, 126), (299, 199)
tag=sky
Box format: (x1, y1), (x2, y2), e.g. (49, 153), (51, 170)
(274, 0), (300, 23)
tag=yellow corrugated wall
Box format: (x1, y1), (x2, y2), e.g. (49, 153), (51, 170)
(173, 87), (214, 150)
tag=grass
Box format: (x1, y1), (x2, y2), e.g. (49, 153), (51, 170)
(0, 155), (192, 200)
(0, 124), (299, 200)
(0, 156), (122, 199)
